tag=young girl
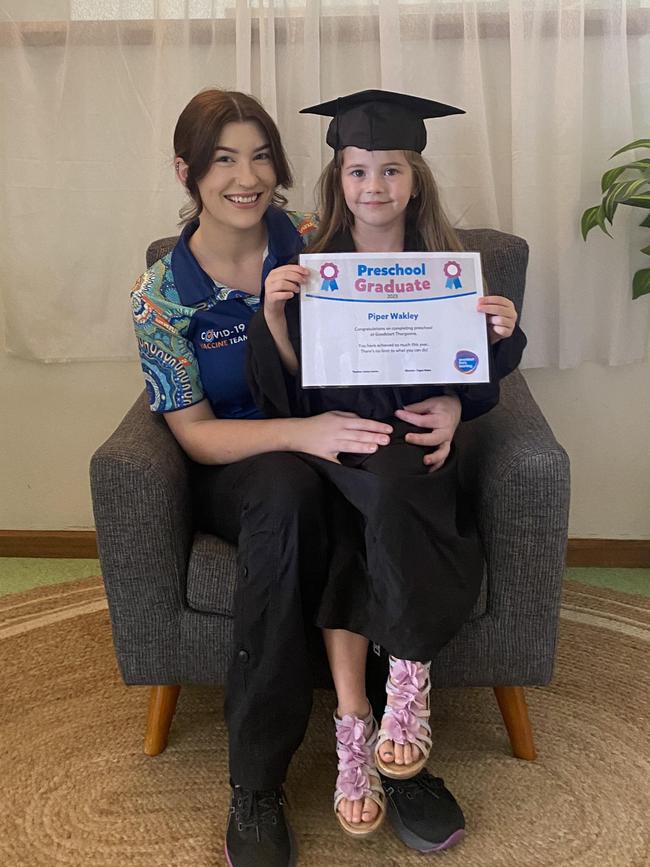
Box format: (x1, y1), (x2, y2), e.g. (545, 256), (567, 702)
(248, 90), (526, 840)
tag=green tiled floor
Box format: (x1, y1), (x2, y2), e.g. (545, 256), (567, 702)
(565, 567), (650, 597)
(0, 558), (648, 598)
(0, 559), (101, 596)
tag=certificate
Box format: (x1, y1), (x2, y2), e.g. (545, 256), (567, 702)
(299, 251), (490, 387)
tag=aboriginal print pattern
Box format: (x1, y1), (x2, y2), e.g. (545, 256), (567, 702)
(139, 340), (195, 411)
(131, 255), (204, 411)
(294, 214), (319, 237)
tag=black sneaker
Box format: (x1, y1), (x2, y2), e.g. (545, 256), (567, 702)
(381, 769), (466, 853)
(225, 784), (297, 867)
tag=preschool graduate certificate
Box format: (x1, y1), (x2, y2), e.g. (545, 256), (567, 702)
(299, 251), (490, 387)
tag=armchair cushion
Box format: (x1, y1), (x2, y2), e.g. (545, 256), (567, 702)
(185, 530), (489, 621)
(186, 533), (237, 615)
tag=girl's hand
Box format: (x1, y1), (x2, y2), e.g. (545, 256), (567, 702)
(289, 411), (393, 463)
(394, 394), (461, 472)
(477, 295), (518, 344)
(264, 265), (309, 323)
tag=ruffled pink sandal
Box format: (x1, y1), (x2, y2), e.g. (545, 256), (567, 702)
(375, 657), (432, 780)
(333, 708), (386, 837)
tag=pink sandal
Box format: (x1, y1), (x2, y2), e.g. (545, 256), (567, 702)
(375, 657), (432, 780)
(333, 708), (386, 837)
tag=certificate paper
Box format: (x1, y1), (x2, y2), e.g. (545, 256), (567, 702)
(299, 251), (489, 387)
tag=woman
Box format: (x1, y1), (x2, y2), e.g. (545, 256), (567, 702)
(131, 88), (464, 867)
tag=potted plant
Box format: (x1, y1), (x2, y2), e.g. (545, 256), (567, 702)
(581, 138), (650, 299)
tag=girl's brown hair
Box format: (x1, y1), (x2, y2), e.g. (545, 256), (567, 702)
(306, 150), (463, 253)
(173, 89), (293, 224)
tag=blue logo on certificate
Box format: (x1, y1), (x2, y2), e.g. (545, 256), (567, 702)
(454, 350), (479, 374)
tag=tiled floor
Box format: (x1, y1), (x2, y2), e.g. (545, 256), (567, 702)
(0, 558), (101, 596)
(564, 566), (650, 596)
(0, 558), (648, 598)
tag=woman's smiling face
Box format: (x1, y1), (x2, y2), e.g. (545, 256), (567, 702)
(195, 120), (277, 232)
(340, 147), (414, 234)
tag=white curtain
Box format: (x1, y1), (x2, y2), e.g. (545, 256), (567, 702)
(0, 0), (648, 366)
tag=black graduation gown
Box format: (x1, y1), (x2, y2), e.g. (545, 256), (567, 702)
(246, 228), (526, 661)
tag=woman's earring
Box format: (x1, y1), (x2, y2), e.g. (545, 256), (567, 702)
(175, 161), (189, 184)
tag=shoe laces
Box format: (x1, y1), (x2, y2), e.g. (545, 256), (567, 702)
(386, 769), (445, 801)
(232, 786), (285, 842)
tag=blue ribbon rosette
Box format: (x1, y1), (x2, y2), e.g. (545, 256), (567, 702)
(320, 262), (340, 291)
(443, 260), (462, 290)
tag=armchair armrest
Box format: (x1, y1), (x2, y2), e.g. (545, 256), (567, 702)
(456, 370), (569, 505)
(455, 371), (570, 680)
(90, 392), (194, 675)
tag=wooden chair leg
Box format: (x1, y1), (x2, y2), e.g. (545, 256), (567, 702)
(493, 685), (537, 761)
(144, 685), (181, 756)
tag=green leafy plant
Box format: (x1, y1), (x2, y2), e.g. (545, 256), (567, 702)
(581, 138), (650, 299)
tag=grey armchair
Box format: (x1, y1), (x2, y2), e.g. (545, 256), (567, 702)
(90, 228), (570, 760)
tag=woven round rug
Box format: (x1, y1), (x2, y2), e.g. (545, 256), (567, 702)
(0, 577), (648, 867)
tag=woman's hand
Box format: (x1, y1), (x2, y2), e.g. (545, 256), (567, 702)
(264, 264), (309, 324)
(477, 295), (518, 344)
(289, 411), (393, 463)
(394, 395), (462, 472)
(163, 402), (392, 466)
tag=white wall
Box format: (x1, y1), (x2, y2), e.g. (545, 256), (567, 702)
(0, 348), (142, 530)
(523, 362), (650, 539)
(1, 332), (648, 537)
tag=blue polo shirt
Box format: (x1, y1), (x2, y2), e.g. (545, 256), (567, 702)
(131, 207), (318, 418)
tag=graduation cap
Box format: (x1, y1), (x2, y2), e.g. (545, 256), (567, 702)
(300, 89), (464, 153)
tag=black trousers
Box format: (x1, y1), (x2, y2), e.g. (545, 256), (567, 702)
(191, 444), (477, 788)
(192, 452), (330, 790)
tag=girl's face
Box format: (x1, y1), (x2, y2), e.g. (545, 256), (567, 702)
(194, 120), (277, 233)
(340, 147), (414, 234)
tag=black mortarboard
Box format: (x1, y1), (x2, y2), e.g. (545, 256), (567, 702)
(300, 89), (464, 153)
